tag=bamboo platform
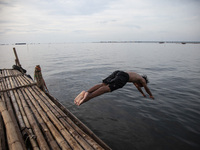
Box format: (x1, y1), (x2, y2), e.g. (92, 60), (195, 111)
(0, 68), (111, 150)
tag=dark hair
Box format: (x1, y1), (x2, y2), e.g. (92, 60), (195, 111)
(142, 75), (149, 84)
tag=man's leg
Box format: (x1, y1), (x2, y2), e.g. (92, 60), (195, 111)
(77, 84), (111, 106)
(87, 83), (106, 93)
(74, 83), (107, 105)
(74, 91), (86, 105)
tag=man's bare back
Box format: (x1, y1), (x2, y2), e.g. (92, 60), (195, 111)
(127, 72), (145, 83)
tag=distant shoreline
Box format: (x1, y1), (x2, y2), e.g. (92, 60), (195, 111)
(1, 41), (200, 45)
(97, 41), (200, 44)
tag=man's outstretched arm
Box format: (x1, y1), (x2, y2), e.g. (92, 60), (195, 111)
(143, 84), (154, 99)
(134, 83), (146, 97)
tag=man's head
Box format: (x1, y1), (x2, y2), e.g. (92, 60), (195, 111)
(135, 75), (149, 87)
(142, 75), (149, 84)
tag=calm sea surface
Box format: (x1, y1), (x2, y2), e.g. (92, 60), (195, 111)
(1, 43), (200, 150)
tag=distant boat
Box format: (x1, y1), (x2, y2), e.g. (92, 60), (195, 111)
(181, 42), (186, 44)
(15, 43), (26, 45)
(159, 42), (165, 44)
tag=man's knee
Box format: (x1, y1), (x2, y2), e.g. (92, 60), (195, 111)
(102, 83), (107, 86)
(101, 83), (111, 92)
(105, 85), (111, 92)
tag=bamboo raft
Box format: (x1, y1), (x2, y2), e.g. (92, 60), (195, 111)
(0, 49), (111, 150)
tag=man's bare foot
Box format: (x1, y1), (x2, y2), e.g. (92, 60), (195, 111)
(74, 91), (86, 105)
(78, 92), (89, 106)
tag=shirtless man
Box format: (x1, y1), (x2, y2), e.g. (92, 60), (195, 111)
(74, 70), (154, 106)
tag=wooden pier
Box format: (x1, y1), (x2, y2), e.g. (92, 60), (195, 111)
(0, 49), (111, 150)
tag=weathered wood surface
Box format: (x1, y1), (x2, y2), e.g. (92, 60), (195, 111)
(0, 69), (111, 150)
(0, 100), (24, 150)
(0, 112), (6, 150)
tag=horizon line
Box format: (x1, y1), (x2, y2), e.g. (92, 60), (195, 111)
(1, 40), (200, 45)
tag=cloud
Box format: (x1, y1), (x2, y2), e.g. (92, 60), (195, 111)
(0, 0), (200, 43)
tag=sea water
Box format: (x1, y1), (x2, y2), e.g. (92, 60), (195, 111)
(0, 43), (200, 150)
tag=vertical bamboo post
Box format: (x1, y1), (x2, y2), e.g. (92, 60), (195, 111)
(34, 65), (48, 93)
(13, 47), (21, 67)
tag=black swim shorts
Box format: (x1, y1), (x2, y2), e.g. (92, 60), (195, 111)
(102, 70), (129, 92)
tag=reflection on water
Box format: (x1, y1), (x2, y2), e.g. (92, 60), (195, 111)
(1, 43), (200, 150)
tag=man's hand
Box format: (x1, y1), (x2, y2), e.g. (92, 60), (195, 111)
(142, 93), (146, 97)
(150, 95), (154, 99)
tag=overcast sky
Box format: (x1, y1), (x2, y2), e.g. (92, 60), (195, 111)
(0, 0), (200, 43)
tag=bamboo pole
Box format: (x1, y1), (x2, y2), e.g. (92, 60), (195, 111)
(16, 74), (70, 149)
(0, 69), (2, 78)
(26, 86), (83, 150)
(2, 72), (27, 138)
(20, 91), (50, 150)
(12, 69), (22, 76)
(27, 87), (79, 149)
(0, 97), (6, 150)
(46, 92), (104, 150)
(19, 75), (98, 148)
(14, 89), (39, 150)
(32, 78), (105, 149)
(5, 69), (10, 77)
(7, 69), (12, 76)
(0, 83), (37, 92)
(22, 73), (35, 84)
(5, 76), (26, 130)
(20, 87), (71, 150)
(1, 70), (27, 149)
(13, 47), (21, 67)
(33, 87), (95, 150)
(46, 93), (111, 150)
(1, 82), (26, 150)
(4, 71), (48, 150)
(18, 88), (60, 150)
(11, 69), (110, 149)
(34, 65), (48, 92)
(9, 78), (50, 150)
(10, 76), (35, 145)
(0, 100), (23, 150)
